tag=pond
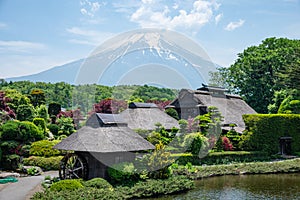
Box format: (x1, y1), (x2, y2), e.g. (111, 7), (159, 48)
(149, 173), (300, 200)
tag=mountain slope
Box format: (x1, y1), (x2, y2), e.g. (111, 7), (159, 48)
(6, 59), (83, 84)
(6, 30), (219, 89)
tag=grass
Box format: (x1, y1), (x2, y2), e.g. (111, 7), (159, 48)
(172, 158), (300, 179)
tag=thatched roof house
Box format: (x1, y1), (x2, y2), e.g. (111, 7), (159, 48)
(54, 113), (154, 180)
(168, 85), (256, 131)
(53, 125), (154, 153)
(119, 102), (179, 130)
(86, 113), (127, 128)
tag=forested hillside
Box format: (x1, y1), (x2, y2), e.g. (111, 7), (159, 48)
(0, 81), (178, 115)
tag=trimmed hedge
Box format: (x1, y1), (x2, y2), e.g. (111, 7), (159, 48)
(32, 176), (194, 200)
(83, 178), (113, 190)
(240, 114), (300, 154)
(50, 180), (84, 192)
(29, 140), (61, 157)
(1, 120), (44, 142)
(173, 158), (300, 179)
(22, 156), (63, 171)
(172, 151), (269, 165)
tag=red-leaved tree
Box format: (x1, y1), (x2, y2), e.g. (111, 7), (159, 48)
(0, 91), (16, 120)
(91, 98), (127, 114)
(146, 100), (171, 110)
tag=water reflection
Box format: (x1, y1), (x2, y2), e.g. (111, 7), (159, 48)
(147, 174), (300, 200)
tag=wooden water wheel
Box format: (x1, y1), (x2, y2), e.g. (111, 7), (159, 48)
(59, 153), (88, 180)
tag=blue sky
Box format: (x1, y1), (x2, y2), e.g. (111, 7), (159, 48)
(0, 0), (299, 78)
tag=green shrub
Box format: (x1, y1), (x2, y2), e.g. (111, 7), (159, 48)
(183, 132), (208, 156)
(32, 176), (194, 200)
(108, 162), (137, 184)
(241, 114), (300, 154)
(29, 140), (61, 157)
(172, 151), (269, 165)
(173, 158), (300, 179)
(16, 104), (35, 121)
(2, 154), (20, 170)
(118, 176), (194, 198)
(147, 142), (174, 179)
(1, 121), (44, 142)
(83, 178), (113, 190)
(23, 156), (63, 171)
(48, 124), (59, 136)
(50, 180), (83, 192)
(48, 102), (61, 117)
(57, 117), (75, 136)
(27, 166), (39, 176)
(165, 108), (179, 120)
(33, 187), (121, 200)
(33, 118), (47, 133)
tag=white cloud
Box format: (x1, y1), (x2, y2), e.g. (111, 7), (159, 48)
(129, 0), (221, 30)
(225, 19), (245, 31)
(215, 13), (222, 24)
(80, 0), (104, 18)
(112, 1), (140, 14)
(0, 40), (46, 53)
(66, 27), (114, 46)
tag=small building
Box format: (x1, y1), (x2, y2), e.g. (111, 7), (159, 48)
(167, 85), (256, 132)
(54, 113), (154, 180)
(119, 102), (179, 131)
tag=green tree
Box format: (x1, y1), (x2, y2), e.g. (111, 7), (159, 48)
(4, 89), (31, 112)
(48, 102), (61, 116)
(30, 89), (46, 107)
(222, 37), (300, 113)
(165, 108), (179, 120)
(57, 116), (75, 136)
(208, 68), (228, 88)
(36, 104), (49, 122)
(183, 132), (208, 156)
(16, 104), (35, 121)
(147, 142), (174, 179)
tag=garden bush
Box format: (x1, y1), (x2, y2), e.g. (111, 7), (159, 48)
(173, 151), (269, 165)
(1, 120), (44, 142)
(173, 158), (300, 179)
(240, 114), (300, 154)
(48, 124), (59, 136)
(22, 156), (63, 170)
(182, 132), (208, 156)
(50, 179), (83, 192)
(118, 176), (194, 198)
(29, 140), (61, 157)
(107, 162), (138, 184)
(32, 176), (194, 200)
(33, 187), (122, 200)
(83, 178), (113, 190)
(33, 118), (47, 133)
(16, 104), (35, 121)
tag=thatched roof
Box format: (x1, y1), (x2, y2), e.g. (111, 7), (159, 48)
(129, 102), (158, 108)
(120, 103), (179, 130)
(86, 113), (127, 128)
(169, 86), (256, 129)
(53, 126), (154, 152)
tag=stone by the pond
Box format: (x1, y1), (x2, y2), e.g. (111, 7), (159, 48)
(0, 172), (20, 178)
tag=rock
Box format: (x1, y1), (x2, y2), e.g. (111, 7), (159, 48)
(0, 172), (20, 178)
(22, 166), (43, 176)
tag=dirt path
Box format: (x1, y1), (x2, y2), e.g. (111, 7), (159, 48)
(0, 171), (58, 200)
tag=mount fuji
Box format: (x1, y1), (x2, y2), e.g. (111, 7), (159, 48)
(6, 29), (219, 89)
